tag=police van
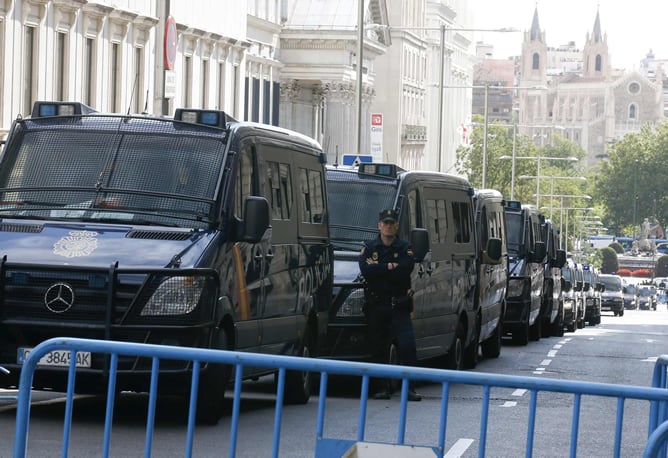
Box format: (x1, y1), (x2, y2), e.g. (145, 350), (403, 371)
(503, 201), (546, 345)
(539, 217), (566, 336)
(0, 101), (332, 423)
(323, 163), (478, 370)
(472, 189), (507, 360)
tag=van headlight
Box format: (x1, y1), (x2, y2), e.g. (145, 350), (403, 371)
(336, 288), (366, 317)
(507, 279), (525, 298)
(141, 276), (204, 316)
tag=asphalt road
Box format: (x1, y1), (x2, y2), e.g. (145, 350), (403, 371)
(1, 306), (668, 457)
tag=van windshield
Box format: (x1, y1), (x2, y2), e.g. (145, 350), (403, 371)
(326, 169), (397, 247)
(600, 276), (621, 291)
(0, 117), (224, 229)
(505, 211), (523, 256)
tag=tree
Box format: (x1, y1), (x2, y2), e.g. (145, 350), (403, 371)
(599, 247), (619, 274)
(608, 242), (624, 254)
(594, 122), (668, 235)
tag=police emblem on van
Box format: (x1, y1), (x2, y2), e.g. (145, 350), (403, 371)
(44, 283), (75, 313)
(53, 231), (98, 258)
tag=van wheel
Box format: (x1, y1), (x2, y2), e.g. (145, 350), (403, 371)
(512, 317), (529, 346)
(463, 322), (479, 369)
(551, 308), (564, 337)
(281, 333), (313, 405)
(566, 320), (576, 333)
(529, 316), (542, 341)
(196, 328), (230, 425)
(444, 322), (464, 370)
(481, 321), (502, 359)
(619, 309), (624, 317)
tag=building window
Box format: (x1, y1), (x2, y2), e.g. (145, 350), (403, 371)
(629, 103), (638, 120)
(595, 54), (602, 72)
(110, 42), (121, 112)
(133, 47), (145, 114)
(84, 37), (95, 107)
(201, 59), (209, 108)
(532, 53), (540, 70)
(183, 55), (192, 108)
(628, 81), (641, 95)
(55, 32), (67, 101)
(23, 26), (36, 115)
(217, 62), (226, 110)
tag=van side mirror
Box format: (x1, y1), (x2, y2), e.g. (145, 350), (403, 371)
(410, 228), (429, 262)
(483, 237), (503, 264)
(532, 241), (546, 263)
(552, 249), (566, 268)
(240, 196), (270, 242)
(622, 286), (627, 293)
(598, 283), (605, 292)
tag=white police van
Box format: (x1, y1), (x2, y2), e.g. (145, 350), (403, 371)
(0, 101), (332, 423)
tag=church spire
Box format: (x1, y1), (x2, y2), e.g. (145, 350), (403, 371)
(592, 7), (602, 43)
(530, 5), (542, 42)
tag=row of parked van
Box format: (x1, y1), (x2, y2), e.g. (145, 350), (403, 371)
(0, 104), (607, 423)
(323, 163), (605, 372)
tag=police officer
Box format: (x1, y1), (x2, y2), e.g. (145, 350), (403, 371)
(359, 208), (421, 401)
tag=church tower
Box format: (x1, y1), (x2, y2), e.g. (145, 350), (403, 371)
(519, 6), (548, 125)
(582, 8), (611, 80)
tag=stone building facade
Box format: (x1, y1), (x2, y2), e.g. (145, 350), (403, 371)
(518, 7), (665, 167)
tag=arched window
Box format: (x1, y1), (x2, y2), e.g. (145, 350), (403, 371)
(532, 53), (540, 70)
(595, 54), (602, 72)
(629, 103), (637, 120)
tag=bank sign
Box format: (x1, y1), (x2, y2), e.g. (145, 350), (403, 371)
(370, 113), (383, 160)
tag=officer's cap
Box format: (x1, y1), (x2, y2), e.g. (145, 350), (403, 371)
(379, 209), (398, 222)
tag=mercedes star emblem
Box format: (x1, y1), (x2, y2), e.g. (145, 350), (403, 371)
(44, 282), (75, 313)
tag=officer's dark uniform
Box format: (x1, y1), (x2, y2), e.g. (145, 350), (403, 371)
(359, 209), (419, 400)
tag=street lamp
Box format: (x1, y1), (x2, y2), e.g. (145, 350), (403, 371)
(543, 200), (593, 248)
(505, 156), (578, 207)
(518, 175), (586, 219)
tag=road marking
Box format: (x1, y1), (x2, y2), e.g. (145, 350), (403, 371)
(500, 401), (517, 407)
(643, 357), (658, 362)
(533, 368), (546, 374)
(512, 389), (526, 397)
(443, 438), (474, 458)
(540, 359), (552, 366)
(548, 350), (558, 357)
(553, 344), (563, 349)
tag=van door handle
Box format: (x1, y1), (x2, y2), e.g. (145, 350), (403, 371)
(265, 250), (274, 260)
(417, 264), (425, 277)
(426, 264), (434, 276)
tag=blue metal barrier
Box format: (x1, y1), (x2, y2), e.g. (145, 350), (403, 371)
(12, 338), (668, 458)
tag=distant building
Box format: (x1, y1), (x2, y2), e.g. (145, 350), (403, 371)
(472, 50), (516, 124)
(517, 6), (665, 167)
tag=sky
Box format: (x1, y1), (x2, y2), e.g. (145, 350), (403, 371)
(470, 0), (668, 71)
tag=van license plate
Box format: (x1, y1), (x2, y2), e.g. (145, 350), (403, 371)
(18, 348), (91, 368)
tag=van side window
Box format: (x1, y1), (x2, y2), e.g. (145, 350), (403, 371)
(480, 207), (489, 245)
(234, 145), (254, 219)
(266, 161), (292, 220)
(299, 168), (325, 224)
(426, 198), (447, 243)
(407, 189), (420, 230)
(452, 201), (472, 243)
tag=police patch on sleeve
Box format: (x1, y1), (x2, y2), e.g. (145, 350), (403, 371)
(372, 252), (378, 261)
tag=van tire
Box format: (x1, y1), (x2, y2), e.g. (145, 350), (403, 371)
(196, 328), (231, 425)
(481, 320), (502, 359)
(529, 316), (541, 341)
(463, 322), (479, 369)
(444, 322), (464, 370)
(282, 333), (313, 405)
(512, 317), (529, 346)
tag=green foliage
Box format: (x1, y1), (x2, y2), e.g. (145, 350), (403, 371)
(593, 121), (668, 235)
(656, 255), (668, 277)
(599, 247), (619, 274)
(608, 242), (624, 254)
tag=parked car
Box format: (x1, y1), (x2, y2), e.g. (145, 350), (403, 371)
(539, 216), (566, 336)
(0, 101), (334, 423)
(623, 283), (638, 310)
(598, 274), (624, 316)
(583, 265), (602, 325)
(324, 163), (484, 370)
(562, 261), (584, 332)
(473, 189), (508, 359)
(503, 201), (546, 344)
(637, 285), (657, 310)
